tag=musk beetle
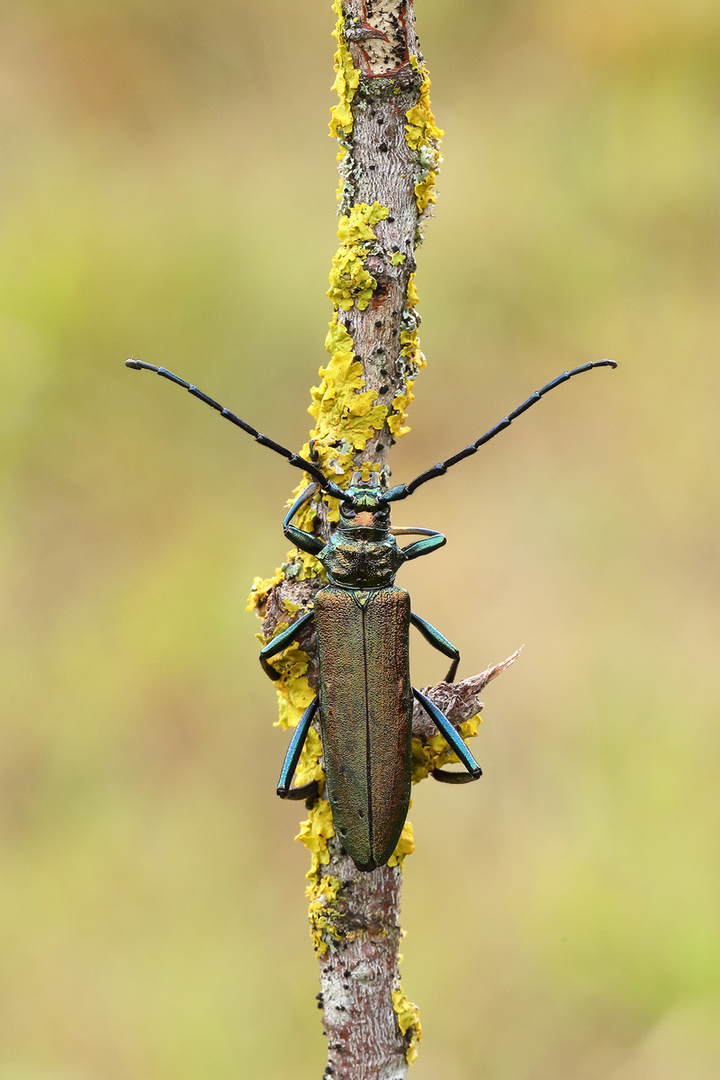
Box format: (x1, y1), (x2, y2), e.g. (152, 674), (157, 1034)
(126, 356), (616, 870)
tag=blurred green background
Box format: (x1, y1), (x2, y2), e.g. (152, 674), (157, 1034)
(1, 1), (719, 1077)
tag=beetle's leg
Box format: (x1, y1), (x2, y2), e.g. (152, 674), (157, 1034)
(410, 611), (460, 683)
(277, 695), (321, 801)
(259, 610), (314, 680)
(282, 483), (325, 556)
(401, 530), (447, 562)
(412, 687), (482, 783)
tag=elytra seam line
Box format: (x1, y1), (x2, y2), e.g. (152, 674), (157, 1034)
(361, 606), (373, 859)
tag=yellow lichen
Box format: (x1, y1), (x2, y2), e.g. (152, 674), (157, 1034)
(295, 725), (325, 791)
(411, 714), (482, 783)
(297, 797), (335, 881)
(392, 986), (423, 1065)
(246, 567), (286, 614)
(270, 646), (314, 730)
(388, 819), (415, 869)
(304, 313), (389, 480)
(385, 273), (426, 439)
(405, 59), (444, 218)
(329, 0), (359, 139)
(406, 272), (420, 308)
(327, 202), (390, 311)
(307, 873), (342, 955)
(400, 325), (424, 371)
(387, 383), (415, 440)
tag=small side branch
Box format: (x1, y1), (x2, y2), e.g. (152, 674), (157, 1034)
(412, 648), (523, 741)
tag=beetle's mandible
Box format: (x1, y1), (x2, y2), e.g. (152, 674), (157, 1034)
(126, 356), (616, 870)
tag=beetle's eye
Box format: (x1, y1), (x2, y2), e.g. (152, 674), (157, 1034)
(340, 502), (356, 518)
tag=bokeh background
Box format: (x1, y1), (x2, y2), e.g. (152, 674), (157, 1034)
(2, 1), (719, 1077)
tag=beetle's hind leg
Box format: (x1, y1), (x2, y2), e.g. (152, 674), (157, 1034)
(262, 612), (320, 800)
(413, 687), (482, 784)
(410, 612), (460, 683)
(277, 695), (321, 802)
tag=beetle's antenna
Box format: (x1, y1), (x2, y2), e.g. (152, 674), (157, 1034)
(126, 358), (348, 500)
(382, 359), (617, 502)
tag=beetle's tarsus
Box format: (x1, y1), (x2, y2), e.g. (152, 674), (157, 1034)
(445, 656), (459, 684)
(259, 656), (283, 681)
(277, 779), (319, 802)
(432, 765), (482, 784)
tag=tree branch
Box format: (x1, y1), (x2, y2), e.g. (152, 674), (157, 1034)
(246, 4), (518, 1076)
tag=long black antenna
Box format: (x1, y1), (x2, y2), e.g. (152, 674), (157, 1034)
(382, 359), (617, 503)
(125, 359), (347, 499)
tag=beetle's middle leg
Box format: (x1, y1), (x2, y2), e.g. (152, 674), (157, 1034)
(410, 611), (460, 683)
(258, 609), (314, 680)
(260, 611), (320, 801)
(413, 687), (482, 784)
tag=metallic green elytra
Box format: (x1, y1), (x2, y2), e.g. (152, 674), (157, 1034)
(125, 356), (616, 872)
(316, 585), (412, 870)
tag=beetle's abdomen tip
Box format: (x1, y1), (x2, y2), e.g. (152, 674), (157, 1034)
(352, 856), (379, 873)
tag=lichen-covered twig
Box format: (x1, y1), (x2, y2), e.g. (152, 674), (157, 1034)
(246, 4), (517, 1076)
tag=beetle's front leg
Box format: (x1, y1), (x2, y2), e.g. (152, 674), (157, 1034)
(400, 529), (446, 562)
(259, 610), (314, 681)
(410, 611), (460, 683)
(413, 687), (482, 784)
(283, 483), (325, 556)
(277, 694), (320, 802)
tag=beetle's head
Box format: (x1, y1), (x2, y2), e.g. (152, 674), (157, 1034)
(338, 472), (391, 534)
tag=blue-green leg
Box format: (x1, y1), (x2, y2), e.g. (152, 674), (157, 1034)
(283, 483), (324, 555)
(259, 610), (314, 680)
(413, 687), (482, 784)
(277, 695), (320, 801)
(401, 530), (446, 562)
(410, 611), (460, 683)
